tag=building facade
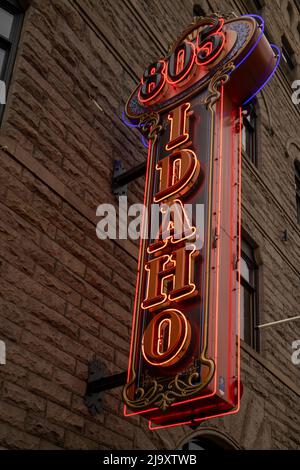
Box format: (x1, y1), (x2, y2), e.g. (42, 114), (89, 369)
(0, 0), (299, 450)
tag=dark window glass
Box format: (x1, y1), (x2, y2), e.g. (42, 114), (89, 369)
(0, 0), (23, 122)
(242, 104), (257, 166)
(0, 6), (14, 39)
(295, 161), (300, 224)
(240, 239), (259, 350)
(0, 47), (6, 75)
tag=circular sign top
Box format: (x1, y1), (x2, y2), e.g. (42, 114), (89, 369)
(125, 15), (279, 119)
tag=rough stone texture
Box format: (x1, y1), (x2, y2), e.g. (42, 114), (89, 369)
(0, 0), (299, 450)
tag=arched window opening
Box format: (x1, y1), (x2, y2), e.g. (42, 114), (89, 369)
(179, 430), (240, 450)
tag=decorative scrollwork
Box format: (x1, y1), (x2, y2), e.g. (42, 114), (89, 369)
(123, 357), (215, 411)
(205, 61), (235, 109)
(139, 113), (162, 140)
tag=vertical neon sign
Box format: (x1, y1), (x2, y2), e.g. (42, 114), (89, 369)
(123, 13), (279, 429)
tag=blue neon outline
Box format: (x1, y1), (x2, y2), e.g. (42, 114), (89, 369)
(121, 110), (139, 128)
(230, 14), (265, 73)
(122, 110), (149, 148)
(141, 135), (149, 149)
(242, 44), (281, 105)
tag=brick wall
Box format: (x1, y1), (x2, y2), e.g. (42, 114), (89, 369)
(0, 0), (299, 449)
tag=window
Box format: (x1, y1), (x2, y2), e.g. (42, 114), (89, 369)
(281, 35), (295, 71)
(242, 104), (257, 166)
(0, 0), (23, 121)
(295, 161), (300, 224)
(240, 238), (259, 350)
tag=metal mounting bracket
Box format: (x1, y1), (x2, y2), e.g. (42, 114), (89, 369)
(84, 360), (127, 416)
(112, 160), (146, 196)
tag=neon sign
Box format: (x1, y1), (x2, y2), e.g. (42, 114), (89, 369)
(123, 13), (279, 429)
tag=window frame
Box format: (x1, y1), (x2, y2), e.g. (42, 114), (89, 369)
(242, 104), (257, 167)
(240, 238), (259, 351)
(180, 431), (239, 450)
(0, 0), (23, 122)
